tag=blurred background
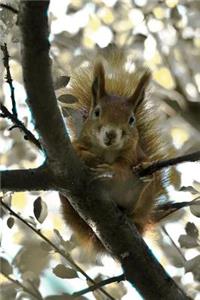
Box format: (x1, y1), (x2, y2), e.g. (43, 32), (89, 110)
(0, 0), (200, 299)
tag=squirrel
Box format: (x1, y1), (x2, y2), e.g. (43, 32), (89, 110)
(58, 45), (179, 254)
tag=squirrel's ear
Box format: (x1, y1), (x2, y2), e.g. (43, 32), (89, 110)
(128, 69), (151, 110)
(92, 62), (106, 106)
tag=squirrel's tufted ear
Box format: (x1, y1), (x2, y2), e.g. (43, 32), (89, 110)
(128, 69), (151, 110)
(91, 62), (106, 106)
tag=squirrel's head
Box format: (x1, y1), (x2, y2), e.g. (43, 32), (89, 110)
(84, 62), (151, 151)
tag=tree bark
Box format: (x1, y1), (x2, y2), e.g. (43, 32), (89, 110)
(0, 167), (54, 192)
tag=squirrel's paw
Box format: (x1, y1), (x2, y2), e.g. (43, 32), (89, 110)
(132, 162), (154, 183)
(96, 163), (113, 171)
(90, 164), (114, 180)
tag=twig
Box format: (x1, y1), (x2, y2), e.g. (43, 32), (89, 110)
(1, 43), (18, 117)
(73, 274), (125, 297)
(0, 200), (115, 300)
(139, 151), (200, 177)
(1, 272), (42, 300)
(0, 43), (41, 150)
(153, 198), (200, 222)
(0, 103), (42, 150)
(0, 3), (18, 14)
(27, 279), (43, 299)
(161, 226), (186, 263)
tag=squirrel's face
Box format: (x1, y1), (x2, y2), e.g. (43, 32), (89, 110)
(83, 61), (151, 151)
(87, 96), (139, 151)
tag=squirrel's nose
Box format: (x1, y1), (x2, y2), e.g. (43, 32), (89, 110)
(106, 130), (116, 140)
(104, 130), (116, 145)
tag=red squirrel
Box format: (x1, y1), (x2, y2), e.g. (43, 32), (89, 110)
(59, 46), (178, 253)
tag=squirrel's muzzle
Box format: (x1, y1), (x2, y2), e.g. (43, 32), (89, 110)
(103, 128), (123, 148)
(104, 130), (117, 146)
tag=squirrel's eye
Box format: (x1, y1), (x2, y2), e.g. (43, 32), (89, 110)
(129, 115), (135, 127)
(93, 107), (101, 118)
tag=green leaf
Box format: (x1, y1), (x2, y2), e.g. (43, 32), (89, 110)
(33, 197), (48, 223)
(0, 257), (13, 275)
(178, 234), (198, 248)
(184, 255), (200, 281)
(180, 186), (199, 194)
(185, 222), (199, 239)
(53, 264), (78, 279)
(7, 217), (15, 229)
(190, 200), (200, 218)
(54, 76), (70, 90)
(58, 94), (77, 105)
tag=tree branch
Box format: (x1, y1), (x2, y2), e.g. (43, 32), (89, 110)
(1, 43), (18, 116)
(138, 151), (200, 177)
(1, 273), (42, 300)
(60, 180), (190, 299)
(162, 226), (186, 263)
(0, 103), (42, 150)
(73, 274), (125, 297)
(0, 3), (18, 14)
(1, 149), (199, 192)
(18, 1), (81, 175)
(0, 166), (54, 192)
(0, 42), (42, 149)
(152, 198), (200, 222)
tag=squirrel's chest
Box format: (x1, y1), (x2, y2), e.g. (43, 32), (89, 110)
(102, 150), (119, 164)
(94, 146), (134, 165)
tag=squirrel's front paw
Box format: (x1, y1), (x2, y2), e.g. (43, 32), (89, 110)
(132, 162), (154, 183)
(90, 164), (114, 181)
(96, 163), (113, 171)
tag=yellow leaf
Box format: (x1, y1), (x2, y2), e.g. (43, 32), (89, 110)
(83, 33), (94, 48)
(88, 15), (101, 31)
(171, 128), (189, 148)
(148, 51), (162, 66)
(99, 7), (114, 24)
(153, 7), (165, 20)
(166, 0), (179, 8)
(153, 67), (175, 89)
(52, 215), (65, 231)
(0, 273), (8, 284)
(194, 38), (200, 48)
(12, 192), (27, 210)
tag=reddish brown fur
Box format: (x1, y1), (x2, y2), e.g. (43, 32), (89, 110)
(60, 61), (159, 255)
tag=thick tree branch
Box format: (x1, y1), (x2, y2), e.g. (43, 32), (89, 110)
(1, 150), (199, 192)
(18, 1), (82, 176)
(64, 182), (189, 300)
(0, 166), (54, 192)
